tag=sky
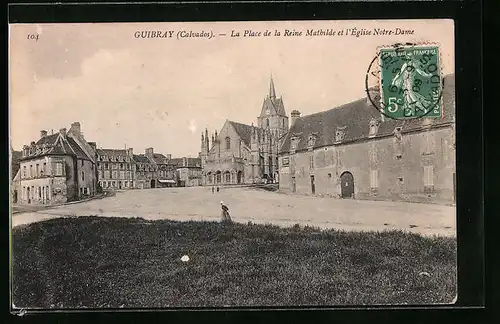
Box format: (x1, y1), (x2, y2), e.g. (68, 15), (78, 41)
(9, 20), (454, 157)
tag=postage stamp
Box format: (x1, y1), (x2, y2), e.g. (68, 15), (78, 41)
(379, 44), (443, 119)
(366, 43), (443, 120)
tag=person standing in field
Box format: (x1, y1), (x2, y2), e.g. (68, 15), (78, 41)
(220, 201), (232, 223)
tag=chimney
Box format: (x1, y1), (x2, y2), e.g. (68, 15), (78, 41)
(290, 110), (301, 128)
(183, 157), (187, 167)
(70, 122), (81, 136)
(166, 154), (172, 160)
(145, 147), (153, 158)
(59, 128), (67, 138)
(40, 130), (47, 138)
(127, 148), (134, 157)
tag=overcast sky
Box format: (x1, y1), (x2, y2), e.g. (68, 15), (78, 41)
(9, 20), (454, 157)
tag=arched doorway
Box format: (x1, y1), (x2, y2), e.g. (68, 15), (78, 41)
(216, 171), (222, 184)
(150, 179), (156, 188)
(237, 171), (243, 184)
(340, 171), (354, 198)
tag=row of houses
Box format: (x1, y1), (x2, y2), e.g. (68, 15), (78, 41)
(10, 122), (202, 205)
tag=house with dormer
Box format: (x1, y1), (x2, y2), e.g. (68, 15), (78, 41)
(15, 123), (98, 205)
(278, 74), (456, 203)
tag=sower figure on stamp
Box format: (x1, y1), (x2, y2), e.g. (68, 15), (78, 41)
(220, 201), (232, 223)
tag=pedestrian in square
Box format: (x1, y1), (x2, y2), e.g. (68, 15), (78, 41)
(211, 186), (214, 194)
(216, 186), (219, 193)
(220, 201), (232, 223)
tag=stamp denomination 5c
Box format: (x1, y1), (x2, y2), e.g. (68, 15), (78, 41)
(378, 44), (443, 119)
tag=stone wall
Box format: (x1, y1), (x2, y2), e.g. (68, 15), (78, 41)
(279, 125), (455, 204)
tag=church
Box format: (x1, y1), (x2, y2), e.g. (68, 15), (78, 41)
(200, 77), (289, 185)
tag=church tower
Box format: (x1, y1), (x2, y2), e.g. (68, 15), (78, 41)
(257, 76), (289, 142)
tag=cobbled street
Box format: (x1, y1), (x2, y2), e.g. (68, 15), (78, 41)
(12, 187), (456, 237)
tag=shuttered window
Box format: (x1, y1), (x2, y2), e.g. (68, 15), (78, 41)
(423, 165), (434, 186)
(370, 170), (379, 188)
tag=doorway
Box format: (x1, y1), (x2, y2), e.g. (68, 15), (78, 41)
(310, 175), (316, 195)
(237, 171), (243, 184)
(340, 171), (354, 198)
(150, 179), (156, 188)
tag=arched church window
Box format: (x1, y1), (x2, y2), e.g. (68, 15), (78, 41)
(225, 137), (231, 150)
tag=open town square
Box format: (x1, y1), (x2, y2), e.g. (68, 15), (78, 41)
(12, 186), (456, 237)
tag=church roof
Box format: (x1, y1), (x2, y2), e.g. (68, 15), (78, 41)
(280, 74), (455, 153)
(228, 121), (265, 146)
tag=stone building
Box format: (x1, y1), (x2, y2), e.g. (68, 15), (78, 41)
(96, 148), (135, 190)
(15, 123), (97, 205)
(146, 148), (177, 188)
(278, 74), (456, 204)
(170, 157), (202, 187)
(200, 76), (289, 185)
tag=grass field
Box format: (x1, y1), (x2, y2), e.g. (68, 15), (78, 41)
(12, 216), (457, 308)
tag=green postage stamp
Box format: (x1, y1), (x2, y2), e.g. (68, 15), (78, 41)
(379, 45), (443, 119)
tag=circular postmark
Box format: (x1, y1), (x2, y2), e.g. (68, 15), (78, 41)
(365, 42), (445, 120)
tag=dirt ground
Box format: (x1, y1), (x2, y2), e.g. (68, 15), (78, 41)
(11, 186), (456, 237)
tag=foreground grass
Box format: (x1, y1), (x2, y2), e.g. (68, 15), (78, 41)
(12, 216), (456, 308)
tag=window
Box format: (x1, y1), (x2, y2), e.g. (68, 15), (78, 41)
(42, 163), (46, 175)
(56, 163), (63, 176)
(120, 163), (124, 169)
(423, 165), (434, 186)
(225, 137), (231, 150)
(29, 165), (33, 177)
(23, 166), (27, 178)
(104, 163), (108, 169)
(81, 160), (84, 167)
(82, 171), (85, 181)
(36, 164), (39, 177)
(98, 170), (102, 178)
(336, 151), (343, 166)
(370, 170), (379, 188)
(266, 119), (269, 127)
(309, 155), (314, 169)
(282, 119), (285, 127)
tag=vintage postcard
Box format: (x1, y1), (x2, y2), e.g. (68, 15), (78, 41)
(9, 19), (456, 309)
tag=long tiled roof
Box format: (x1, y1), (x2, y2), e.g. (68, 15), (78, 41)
(133, 154), (151, 163)
(170, 157), (202, 168)
(21, 133), (92, 161)
(152, 153), (168, 164)
(228, 121), (265, 146)
(280, 74), (455, 153)
(96, 149), (128, 157)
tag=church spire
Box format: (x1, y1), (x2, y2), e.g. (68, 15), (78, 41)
(269, 74), (276, 99)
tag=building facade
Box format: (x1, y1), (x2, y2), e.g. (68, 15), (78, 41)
(15, 123), (97, 205)
(171, 157), (202, 187)
(200, 77), (289, 185)
(278, 74), (456, 204)
(96, 148), (135, 190)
